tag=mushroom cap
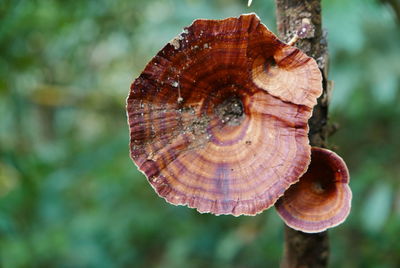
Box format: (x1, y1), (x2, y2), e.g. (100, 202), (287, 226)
(275, 147), (352, 232)
(127, 14), (322, 216)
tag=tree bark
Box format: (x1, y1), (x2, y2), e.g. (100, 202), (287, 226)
(275, 1), (331, 267)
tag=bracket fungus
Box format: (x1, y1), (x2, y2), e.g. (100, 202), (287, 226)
(127, 14), (322, 216)
(275, 147), (352, 233)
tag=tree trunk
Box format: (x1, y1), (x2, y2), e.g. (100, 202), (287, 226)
(275, 1), (332, 267)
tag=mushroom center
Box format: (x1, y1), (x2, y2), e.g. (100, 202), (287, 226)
(308, 167), (336, 196)
(214, 95), (244, 126)
(312, 181), (328, 194)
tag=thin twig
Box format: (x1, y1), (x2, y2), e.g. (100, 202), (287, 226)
(287, 35), (299, 46)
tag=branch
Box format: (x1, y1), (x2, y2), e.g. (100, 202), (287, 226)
(275, 0), (331, 267)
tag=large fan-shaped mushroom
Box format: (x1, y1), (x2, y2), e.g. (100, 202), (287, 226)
(127, 14), (322, 216)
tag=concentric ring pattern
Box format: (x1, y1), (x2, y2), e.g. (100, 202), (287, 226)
(275, 147), (352, 232)
(127, 14), (322, 215)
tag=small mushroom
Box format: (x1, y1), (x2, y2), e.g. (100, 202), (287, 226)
(275, 147), (352, 233)
(127, 14), (322, 216)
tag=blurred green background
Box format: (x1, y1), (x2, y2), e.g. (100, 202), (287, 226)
(1, 0), (399, 267)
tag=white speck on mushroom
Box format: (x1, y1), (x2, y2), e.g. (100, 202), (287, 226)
(203, 43), (209, 49)
(169, 37), (180, 49)
(172, 81), (179, 87)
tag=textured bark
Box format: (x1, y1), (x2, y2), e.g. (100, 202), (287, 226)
(282, 226), (329, 268)
(275, 0), (331, 267)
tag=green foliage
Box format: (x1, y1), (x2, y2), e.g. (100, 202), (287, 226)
(0, 0), (399, 267)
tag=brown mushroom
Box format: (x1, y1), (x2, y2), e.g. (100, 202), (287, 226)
(275, 147), (352, 232)
(127, 14), (322, 216)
